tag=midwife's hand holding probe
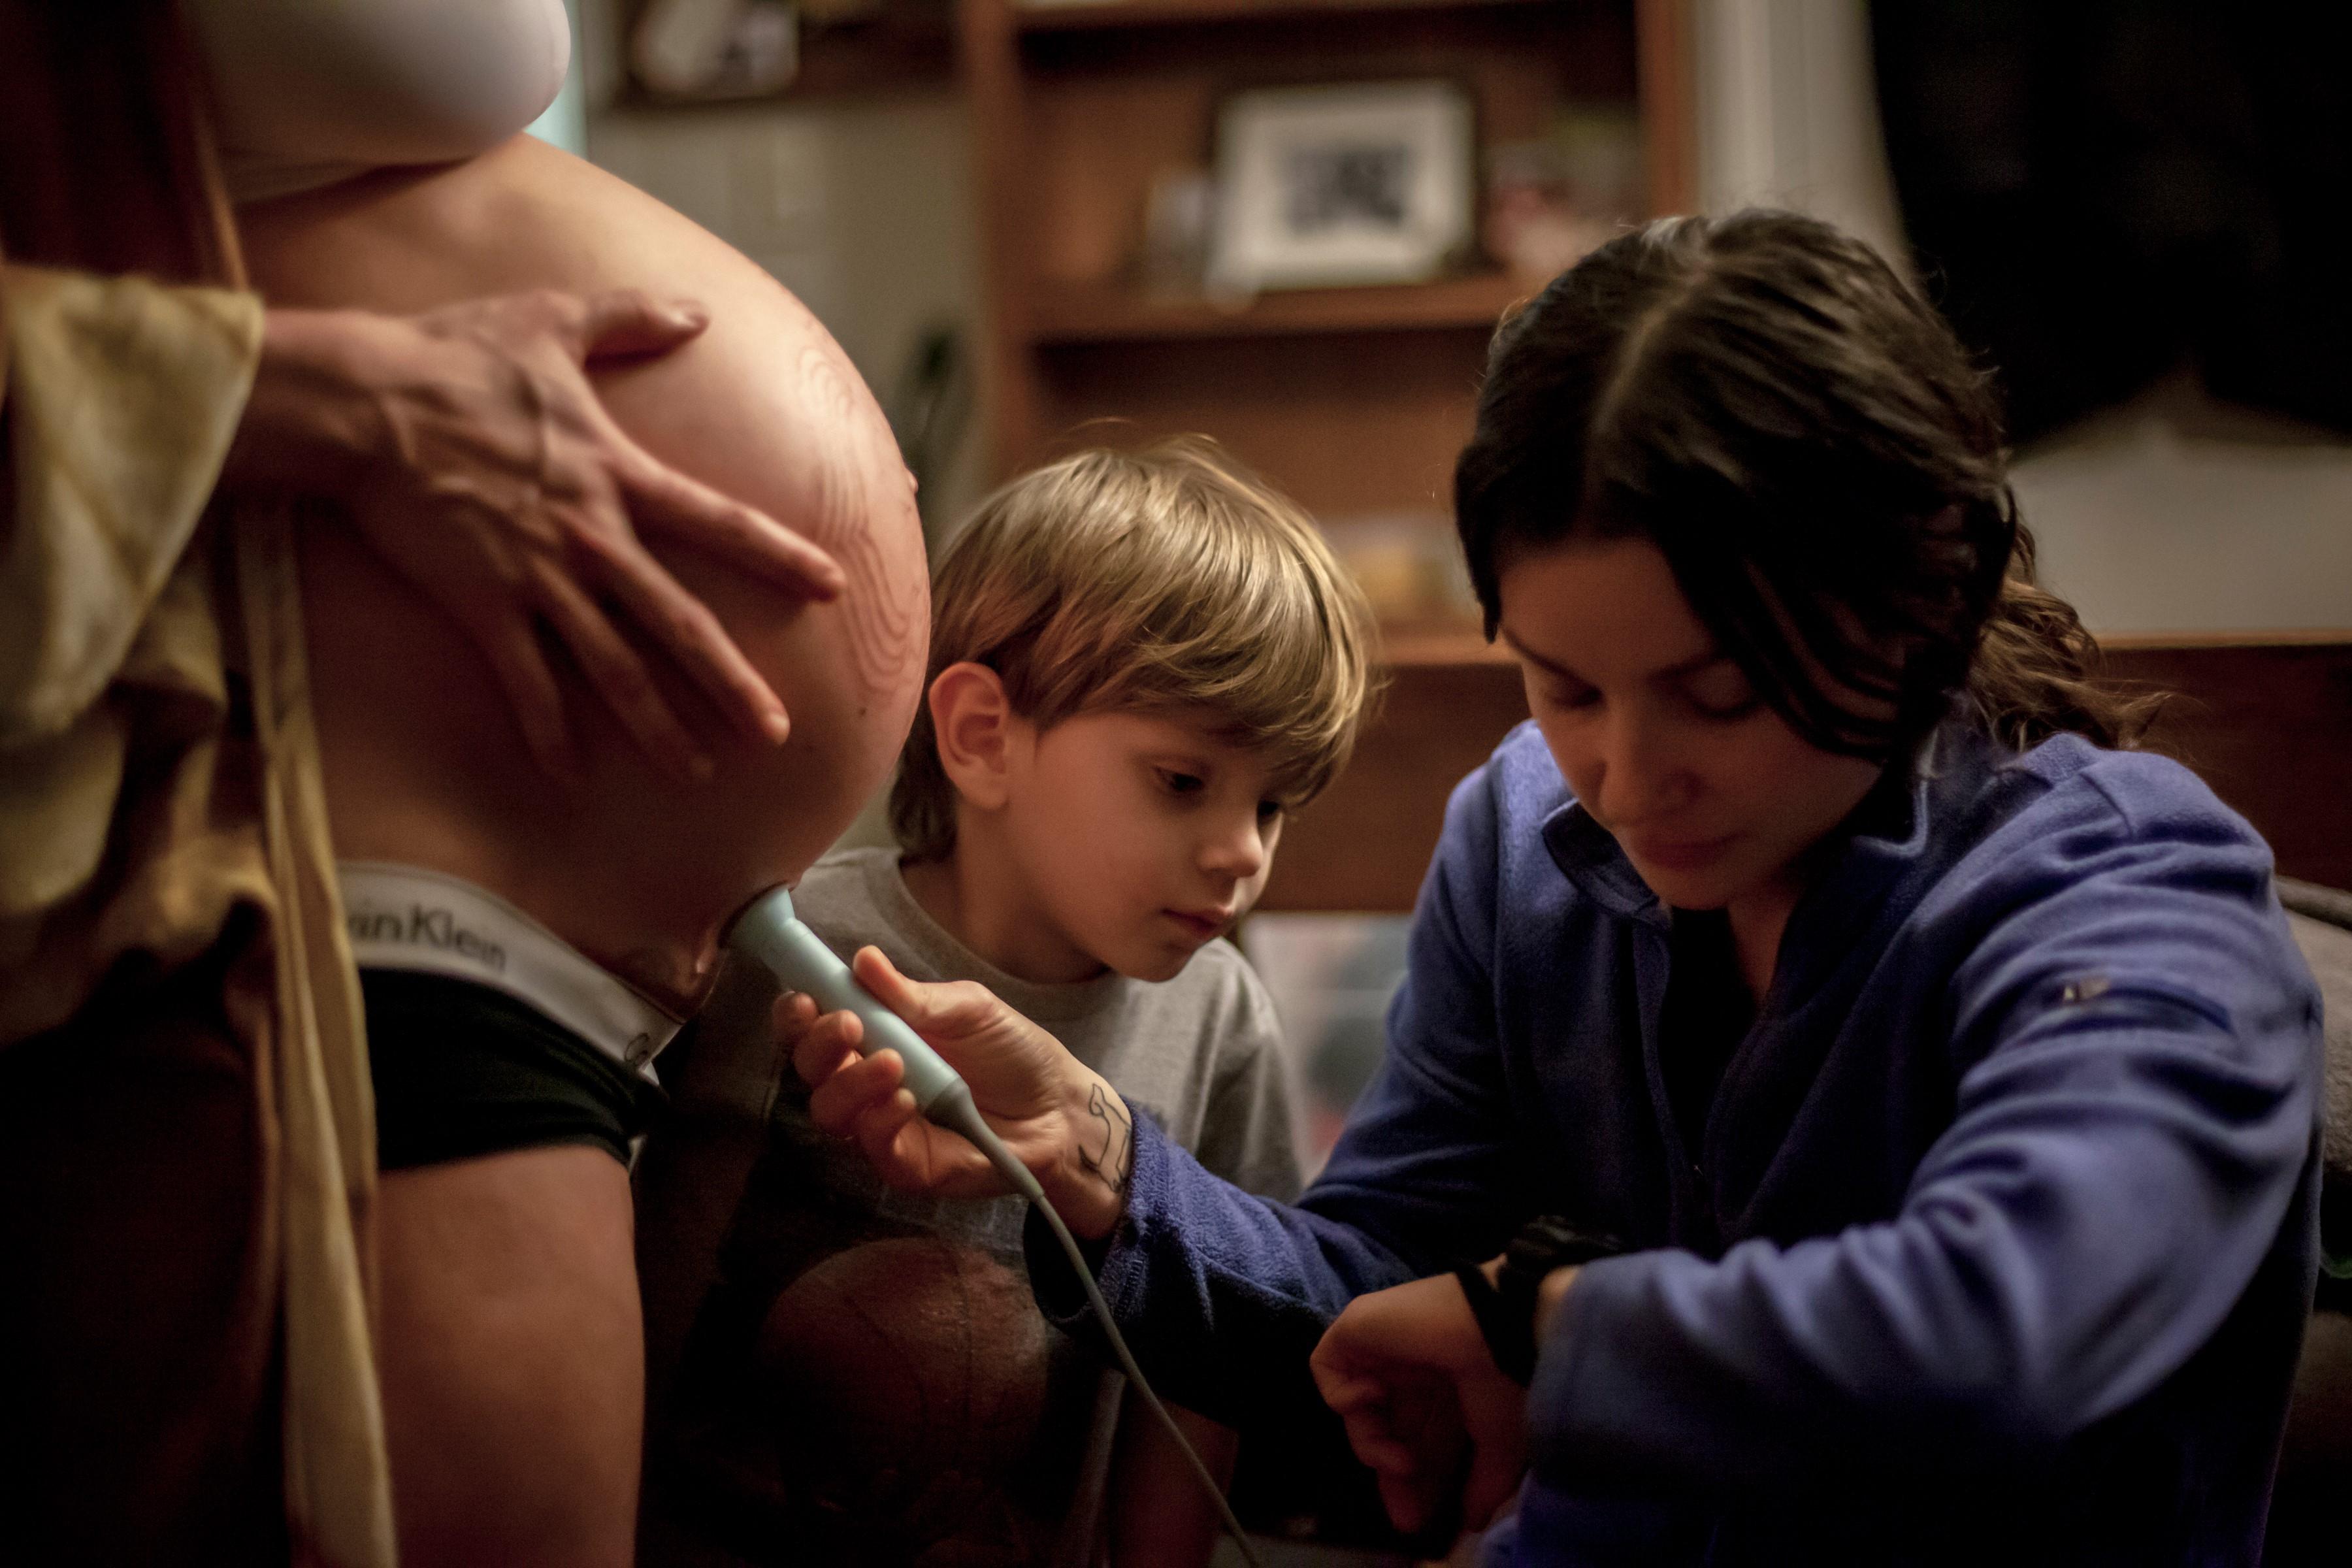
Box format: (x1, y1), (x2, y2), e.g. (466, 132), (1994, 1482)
(784, 946), (1550, 1545)
(772, 936), (1271, 1568)
(782, 945), (1135, 1239)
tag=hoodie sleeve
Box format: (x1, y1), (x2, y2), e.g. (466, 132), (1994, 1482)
(1526, 762), (2323, 1499)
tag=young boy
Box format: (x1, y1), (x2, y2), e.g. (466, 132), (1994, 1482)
(634, 440), (1375, 1568)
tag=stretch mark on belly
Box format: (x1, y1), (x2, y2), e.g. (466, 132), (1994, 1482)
(798, 342), (928, 701)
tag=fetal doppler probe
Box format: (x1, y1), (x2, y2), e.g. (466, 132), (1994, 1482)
(728, 886), (1267, 1568)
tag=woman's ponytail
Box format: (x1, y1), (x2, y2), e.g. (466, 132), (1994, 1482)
(1965, 525), (2165, 752)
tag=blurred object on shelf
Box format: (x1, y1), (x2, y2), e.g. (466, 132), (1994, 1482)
(1209, 80), (1478, 297)
(634, 0), (739, 92)
(1554, 105), (1642, 218)
(632, 0), (800, 99)
(1322, 510), (1480, 630)
(617, 0), (950, 102)
(1484, 106), (1641, 283)
(1140, 165), (1219, 297)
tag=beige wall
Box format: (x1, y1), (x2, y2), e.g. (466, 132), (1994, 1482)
(2008, 381), (2352, 636)
(1691, 0), (2352, 636)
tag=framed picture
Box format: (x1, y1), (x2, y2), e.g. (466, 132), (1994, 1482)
(1207, 80), (1477, 295)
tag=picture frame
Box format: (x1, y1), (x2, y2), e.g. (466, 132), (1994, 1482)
(1207, 79), (1478, 295)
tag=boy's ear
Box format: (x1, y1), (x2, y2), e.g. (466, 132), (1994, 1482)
(929, 661), (1016, 812)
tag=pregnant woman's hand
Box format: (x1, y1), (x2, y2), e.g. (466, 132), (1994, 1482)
(226, 287), (847, 781)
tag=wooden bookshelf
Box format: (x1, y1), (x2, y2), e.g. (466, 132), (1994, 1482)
(960, 0), (1698, 510)
(959, 0), (1697, 907)
(949, 9), (2352, 915)
(1378, 626), (1516, 666)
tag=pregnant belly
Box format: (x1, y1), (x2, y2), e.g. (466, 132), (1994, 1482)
(240, 134), (928, 895)
(235, 137), (931, 1567)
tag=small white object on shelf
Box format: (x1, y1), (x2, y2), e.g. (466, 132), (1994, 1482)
(632, 0), (800, 99)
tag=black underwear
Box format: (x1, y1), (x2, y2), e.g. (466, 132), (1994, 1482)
(362, 969), (667, 1169)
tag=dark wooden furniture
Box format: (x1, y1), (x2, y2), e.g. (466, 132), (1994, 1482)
(2109, 638), (2352, 895)
(952, 0), (1705, 909)
(957, 0), (1695, 510)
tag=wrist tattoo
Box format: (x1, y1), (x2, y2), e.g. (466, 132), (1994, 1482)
(1077, 1082), (1134, 1194)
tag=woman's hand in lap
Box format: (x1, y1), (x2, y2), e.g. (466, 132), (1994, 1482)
(1311, 1270), (1529, 1537)
(781, 946), (1131, 1239)
(227, 287), (846, 782)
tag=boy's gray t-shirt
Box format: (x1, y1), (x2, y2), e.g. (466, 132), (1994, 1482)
(635, 847), (1301, 1568)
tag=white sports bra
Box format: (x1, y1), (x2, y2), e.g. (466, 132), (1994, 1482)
(184, 0), (570, 204)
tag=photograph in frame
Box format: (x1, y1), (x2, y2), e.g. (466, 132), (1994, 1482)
(1208, 79), (1478, 295)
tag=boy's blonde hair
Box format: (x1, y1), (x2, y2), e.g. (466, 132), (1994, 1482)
(891, 438), (1377, 860)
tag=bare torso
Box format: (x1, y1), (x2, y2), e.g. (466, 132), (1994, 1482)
(241, 136), (927, 954)
(238, 135), (928, 1566)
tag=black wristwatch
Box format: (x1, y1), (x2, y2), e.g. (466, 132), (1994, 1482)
(1454, 1217), (1623, 1386)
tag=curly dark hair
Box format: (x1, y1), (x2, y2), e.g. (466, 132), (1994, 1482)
(1455, 209), (2157, 759)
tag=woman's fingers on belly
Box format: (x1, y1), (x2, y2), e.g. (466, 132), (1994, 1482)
(571, 287), (713, 361)
(591, 534), (804, 751)
(468, 604), (578, 783)
(603, 415), (847, 604)
(549, 287), (851, 606)
(529, 565), (712, 782)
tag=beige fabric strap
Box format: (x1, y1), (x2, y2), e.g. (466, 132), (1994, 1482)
(237, 501), (395, 1568)
(0, 263), (396, 1567)
(0, 262), (261, 1012)
(0, 263), (259, 745)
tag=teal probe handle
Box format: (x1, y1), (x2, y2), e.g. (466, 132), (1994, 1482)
(727, 886), (971, 1118)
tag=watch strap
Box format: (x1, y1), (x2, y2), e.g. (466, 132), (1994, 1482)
(1473, 1218), (1626, 1386)
(1454, 1262), (1538, 1386)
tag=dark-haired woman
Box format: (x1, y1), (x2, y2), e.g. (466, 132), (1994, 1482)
(786, 211), (2324, 1565)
